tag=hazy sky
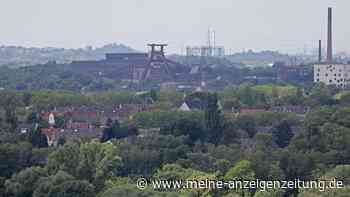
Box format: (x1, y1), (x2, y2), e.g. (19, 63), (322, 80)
(0, 0), (348, 54)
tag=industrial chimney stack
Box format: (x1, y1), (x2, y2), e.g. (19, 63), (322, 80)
(326, 7), (333, 63)
(318, 40), (322, 62)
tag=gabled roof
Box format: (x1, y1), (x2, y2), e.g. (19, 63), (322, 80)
(179, 102), (191, 111)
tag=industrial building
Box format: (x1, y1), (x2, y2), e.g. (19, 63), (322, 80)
(314, 8), (350, 88)
(71, 44), (188, 85)
(186, 46), (225, 57)
(186, 29), (225, 57)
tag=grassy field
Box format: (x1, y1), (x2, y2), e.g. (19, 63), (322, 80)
(252, 84), (298, 97)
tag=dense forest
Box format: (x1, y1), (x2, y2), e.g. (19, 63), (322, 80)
(0, 82), (350, 197)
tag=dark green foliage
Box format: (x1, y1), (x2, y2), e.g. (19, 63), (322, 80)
(27, 128), (48, 148)
(250, 133), (284, 180)
(26, 112), (39, 124)
(99, 184), (177, 197)
(41, 180), (95, 197)
(46, 142), (122, 191)
(278, 150), (315, 196)
(5, 167), (47, 197)
(272, 120), (294, 148)
(205, 93), (222, 130)
(150, 89), (158, 102)
(0, 142), (33, 178)
(115, 133), (190, 177)
(53, 116), (65, 128)
(0, 91), (22, 130)
(57, 137), (66, 146)
(307, 83), (335, 106)
(101, 119), (138, 142)
(100, 119), (117, 143)
(236, 115), (257, 138)
(205, 93), (223, 144)
(161, 117), (205, 143)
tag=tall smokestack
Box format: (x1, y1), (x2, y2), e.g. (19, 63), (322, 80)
(327, 7), (333, 63)
(318, 40), (322, 62)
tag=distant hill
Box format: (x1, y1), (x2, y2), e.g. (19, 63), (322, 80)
(0, 43), (138, 68)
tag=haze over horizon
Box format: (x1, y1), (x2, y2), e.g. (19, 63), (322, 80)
(0, 0), (349, 55)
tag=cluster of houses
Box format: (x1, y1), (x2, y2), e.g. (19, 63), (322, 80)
(16, 98), (310, 147)
(38, 104), (150, 146)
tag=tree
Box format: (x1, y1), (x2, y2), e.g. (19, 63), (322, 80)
(324, 165), (350, 185)
(150, 89), (158, 102)
(163, 117), (205, 143)
(205, 93), (223, 144)
(33, 171), (95, 197)
(338, 92), (350, 106)
(153, 164), (194, 182)
(318, 123), (350, 164)
(307, 83), (334, 106)
(302, 107), (335, 151)
(97, 177), (179, 197)
(101, 120), (137, 142)
(250, 134), (284, 180)
(46, 142), (80, 177)
(225, 160), (255, 181)
(51, 181), (95, 197)
(5, 167), (47, 197)
(214, 159), (231, 175)
(100, 119), (118, 143)
(54, 116), (65, 128)
(237, 84), (255, 107)
(279, 150), (315, 196)
(298, 165), (350, 197)
(26, 112), (39, 124)
(272, 120), (294, 148)
(0, 142), (33, 178)
(254, 188), (284, 197)
(0, 90), (22, 131)
(77, 142), (122, 190)
(47, 142), (122, 191)
(296, 87), (305, 103)
(332, 108), (350, 128)
(57, 137), (66, 146)
(27, 127), (48, 148)
(220, 121), (241, 145)
(154, 164), (217, 196)
(236, 115), (257, 138)
(224, 160), (255, 197)
(33, 170), (75, 197)
(115, 133), (190, 177)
